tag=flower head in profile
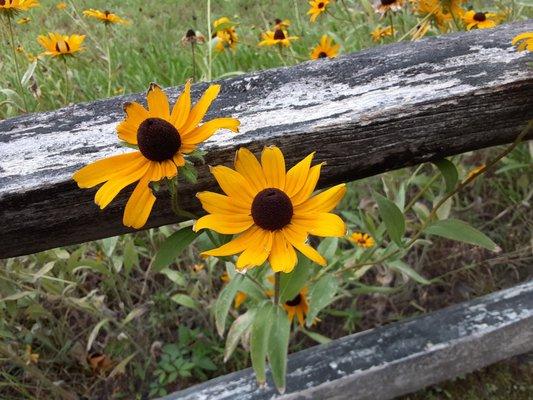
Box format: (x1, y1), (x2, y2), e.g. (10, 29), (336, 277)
(350, 232), (375, 248)
(194, 147), (346, 273)
(374, 0), (404, 15)
(83, 9), (130, 25)
(310, 35), (340, 59)
(308, 0), (330, 22)
(284, 287), (310, 326)
(37, 32), (85, 57)
(181, 29), (206, 46)
(462, 10), (498, 30)
(213, 17), (238, 52)
(371, 25), (394, 42)
(258, 28), (298, 47)
(512, 32), (533, 52)
(0, 0), (39, 16)
(73, 82), (240, 229)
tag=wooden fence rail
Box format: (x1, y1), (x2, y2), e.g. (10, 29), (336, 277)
(1, 21), (532, 258)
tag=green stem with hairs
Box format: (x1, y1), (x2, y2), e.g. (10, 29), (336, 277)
(105, 24), (112, 97)
(6, 14), (29, 112)
(274, 272), (280, 305)
(206, 0), (212, 81)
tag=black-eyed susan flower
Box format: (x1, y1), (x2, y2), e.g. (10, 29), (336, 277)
(194, 147), (346, 273)
(258, 28), (298, 47)
(213, 17), (238, 52)
(512, 32), (533, 52)
(83, 9), (130, 25)
(374, 0), (404, 15)
(284, 287), (310, 326)
(0, 0), (39, 16)
(462, 10), (498, 30)
(73, 82), (240, 229)
(371, 25), (394, 42)
(307, 0), (330, 23)
(37, 32), (85, 57)
(350, 232), (375, 248)
(56, 1), (66, 10)
(310, 35), (339, 59)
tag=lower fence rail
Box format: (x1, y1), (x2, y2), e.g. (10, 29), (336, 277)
(162, 280), (533, 400)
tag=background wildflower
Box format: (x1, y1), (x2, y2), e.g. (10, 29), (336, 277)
(83, 9), (130, 25)
(371, 25), (394, 42)
(462, 10), (498, 30)
(310, 35), (340, 59)
(308, 0), (330, 22)
(37, 32), (85, 57)
(350, 232), (375, 248)
(512, 32), (533, 52)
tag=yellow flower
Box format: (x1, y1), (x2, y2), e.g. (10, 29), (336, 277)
(0, 0), (39, 16)
(462, 10), (498, 30)
(213, 17), (238, 52)
(17, 16), (30, 24)
(258, 28), (298, 47)
(512, 32), (533, 52)
(273, 18), (291, 30)
(56, 2), (66, 10)
(374, 0), (404, 15)
(234, 292), (247, 308)
(411, 20), (430, 40)
(350, 232), (375, 248)
(37, 32), (85, 57)
(414, 0), (452, 32)
(194, 147), (347, 273)
(83, 9), (130, 25)
(24, 345), (39, 365)
(284, 287), (310, 326)
(307, 0), (330, 23)
(310, 35), (340, 59)
(371, 25), (394, 42)
(73, 82), (240, 229)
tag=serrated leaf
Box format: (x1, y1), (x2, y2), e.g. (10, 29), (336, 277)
(306, 275), (339, 327)
(279, 257), (311, 303)
(386, 260), (431, 285)
(425, 219), (499, 252)
(267, 306), (290, 393)
(250, 302), (274, 385)
(374, 191), (405, 246)
(153, 227), (197, 273)
(171, 294), (199, 310)
(433, 159), (458, 193)
(215, 274), (244, 336)
(224, 308), (256, 362)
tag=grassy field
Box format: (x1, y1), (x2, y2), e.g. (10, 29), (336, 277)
(1, 0), (532, 399)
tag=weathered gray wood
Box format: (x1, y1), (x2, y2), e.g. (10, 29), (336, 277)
(1, 21), (532, 258)
(161, 280), (533, 400)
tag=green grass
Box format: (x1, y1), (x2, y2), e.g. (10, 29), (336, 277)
(1, 0), (532, 399)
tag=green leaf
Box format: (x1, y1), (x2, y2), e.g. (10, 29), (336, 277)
(171, 294), (199, 310)
(250, 302), (274, 385)
(181, 163), (198, 184)
(300, 328), (331, 344)
(386, 260), (431, 285)
(21, 61), (37, 87)
(374, 192), (405, 246)
(306, 275), (339, 327)
(224, 308), (257, 362)
(267, 306), (290, 393)
(123, 237), (139, 274)
(279, 257), (311, 303)
(153, 227), (197, 273)
(215, 274), (244, 336)
(160, 268), (187, 287)
(433, 159), (458, 193)
(425, 219), (500, 252)
(317, 237), (338, 262)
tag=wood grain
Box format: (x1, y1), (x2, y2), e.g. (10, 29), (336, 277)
(1, 21), (532, 258)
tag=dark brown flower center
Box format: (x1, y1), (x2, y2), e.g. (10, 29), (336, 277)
(381, 0), (396, 5)
(273, 28), (286, 40)
(137, 117), (181, 162)
(55, 40), (70, 53)
(251, 188), (293, 231)
(473, 12), (486, 22)
(318, 51), (328, 58)
(275, 18), (282, 25)
(318, 2), (325, 8)
(186, 29), (196, 38)
(285, 293), (302, 307)
(0, 0), (6, 6)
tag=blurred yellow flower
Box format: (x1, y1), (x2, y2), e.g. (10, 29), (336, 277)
(414, 0), (452, 32)
(17, 16), (30, 24)
(310, 35), (339, 59)
(83, 9), (130, 25)
(371, 25), (394, 42)
(307, 0), (329, 22)
(258, 28), (298, 47)
(37, 32), (85, 57)
(213, 17), (238, 52)
(25, 345), (39, 365)
(234, 291), (247, 308)
(374, 0), (404, 15)
(284, 287), (310, 326)
(56, 2), (66, 10)
(0, 0), (39, 16)
(350, 232), (375, 248)
(512, 32), (533, 52)
(462, 11), (498, 30)
(273, 18), (291, 30)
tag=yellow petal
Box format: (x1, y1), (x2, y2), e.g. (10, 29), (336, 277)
(147, 83), (170, 119)
(261, 146), (286, 189)
(196, 191), (250, 214)
(181, 84), (221, 135)
(170, 79), (191, 130)
(292, 213), (346, 237)
(210, 165), (256, 202)
(294, 184), (346, 213)
(181, 118), (239, 145)
(173, 153), (186, 166)
(161, 159), (178, 179)
(123, 174), (156, 229)
(73, 152), (144, 188)
(283, 225), (326, 266)
(234, 148), (267, 192)
(201, 226), (260, 257)
(285, 152), (314, 197)
(194, 214), (253, 234)
(117, 102), (149, 144)
(290, 163), (323, 205)
(269, 231), (298, 273)
(236, 229), (273, 269)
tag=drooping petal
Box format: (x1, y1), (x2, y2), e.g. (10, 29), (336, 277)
(180, 84), (221, 135)
(194, 213), (253, 234)
(170, 79), (191, 130)
(261, 146), (286, 189)
(292, 212), (346, 237)
(234, 148), (267, 192)
(290, 163), (323, 205)
(196, 191), (250, 215)
(210, 165), (256, 202)
(123, 171), (157, 229)
(269, 231), (298, 273)
(181, 118), (239, 145)
(285, 152), (314, 197)
(201, 226), (260, 257)
(294, 183), (346, 213)
(73, 152), (144, 188)
(236, 229), (273, 269)
(147, 83), (170, 120)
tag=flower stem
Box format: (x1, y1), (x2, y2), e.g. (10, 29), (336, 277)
(274, 272), (280, 305)
(6, 14), (29, 112)
(389, 12), (394, 37)
(206, 0), (212, 81)
(191, 42), (197, 82)
(63, 58), (70, 105)
(105, 25), (112, 97)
